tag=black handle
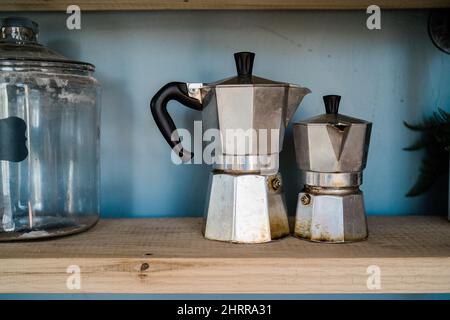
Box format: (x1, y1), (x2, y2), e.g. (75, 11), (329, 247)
(323, 95), (341, 115)
(150, 82), (202, 161)
(234, 52), (255, 83)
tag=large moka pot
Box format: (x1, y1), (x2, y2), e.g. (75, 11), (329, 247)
(151, 52), (310, 243)
(0, 17), (101, 240)
(293, 95), (372, 243)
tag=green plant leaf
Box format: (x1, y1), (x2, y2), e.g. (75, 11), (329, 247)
(404, 108), (450, 197)
(403, 138), (427, 151)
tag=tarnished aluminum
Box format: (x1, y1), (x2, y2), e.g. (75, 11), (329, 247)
(204, 173), (289, 243)
(294, 117), (371, 173)
(294, 95), (371, 243)
(198, 54), (308, 243)
(213, 154), (279, 175)
(199, 82), (310, 172)
(151, 52), (310, 244)
(303, 171), (362, 188)
(295, 189), (368, 243)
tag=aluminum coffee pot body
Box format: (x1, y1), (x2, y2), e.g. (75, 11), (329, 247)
(151, 52), (310, 174)
(293, 95), (372, 243)
(150, 52), (310, 244)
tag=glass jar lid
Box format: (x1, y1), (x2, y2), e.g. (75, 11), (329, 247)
(0, 16), (94, 72)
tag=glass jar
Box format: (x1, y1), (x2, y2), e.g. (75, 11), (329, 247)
(0, 17), (100, 240)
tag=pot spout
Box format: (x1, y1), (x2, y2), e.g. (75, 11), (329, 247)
(285, 85), (311, 125)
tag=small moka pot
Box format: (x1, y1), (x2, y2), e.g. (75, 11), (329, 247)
(293, 95), (372, 243)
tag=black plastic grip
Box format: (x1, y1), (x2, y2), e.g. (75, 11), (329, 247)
(234, 52), (255, 78)
(150, 82), (202, 160)
(323, 95), (341, 115)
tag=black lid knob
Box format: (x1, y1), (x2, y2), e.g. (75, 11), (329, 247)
(0, 17), (39, 35)
(234, 52), (255, 80)
(323, 95), (341, 114)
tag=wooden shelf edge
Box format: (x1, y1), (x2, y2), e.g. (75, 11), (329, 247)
(1, 257), (449, 294)
(1, 216), (449, 294)
(2, 1), (450, 11)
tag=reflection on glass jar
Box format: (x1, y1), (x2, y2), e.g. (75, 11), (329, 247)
(0, 17), (100, 240)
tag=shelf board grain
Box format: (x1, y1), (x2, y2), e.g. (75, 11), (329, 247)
(2, 0), (450, 11)
(0, 216), (449, 294)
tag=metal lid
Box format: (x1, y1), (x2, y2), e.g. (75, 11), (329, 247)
(0, 17), (94, 72)
(298, 95), (370, 125)
(206, 52), (293, 87)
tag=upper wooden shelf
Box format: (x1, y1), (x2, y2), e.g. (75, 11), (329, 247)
(2, 0), (450, 11)
(0, 216), (449, 294)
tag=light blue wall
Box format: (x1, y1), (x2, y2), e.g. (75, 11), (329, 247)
(4, 10), (449, 217)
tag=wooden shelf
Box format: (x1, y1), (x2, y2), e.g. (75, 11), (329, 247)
(2, 0), (450, 11)
(0, 216), (449, 294)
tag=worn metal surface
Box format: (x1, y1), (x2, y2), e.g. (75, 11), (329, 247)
(204, 173), (289, 243)
(293, 100), (371, 243)
(213, 154), (279, 175)
(198, 83), (309, 173)
(185, 56), (309, 243)
(188, 82), (309, 175)
(303, 171), (362, 188)
(294, 121), (372, 173)
(294, 190), (368, 243)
